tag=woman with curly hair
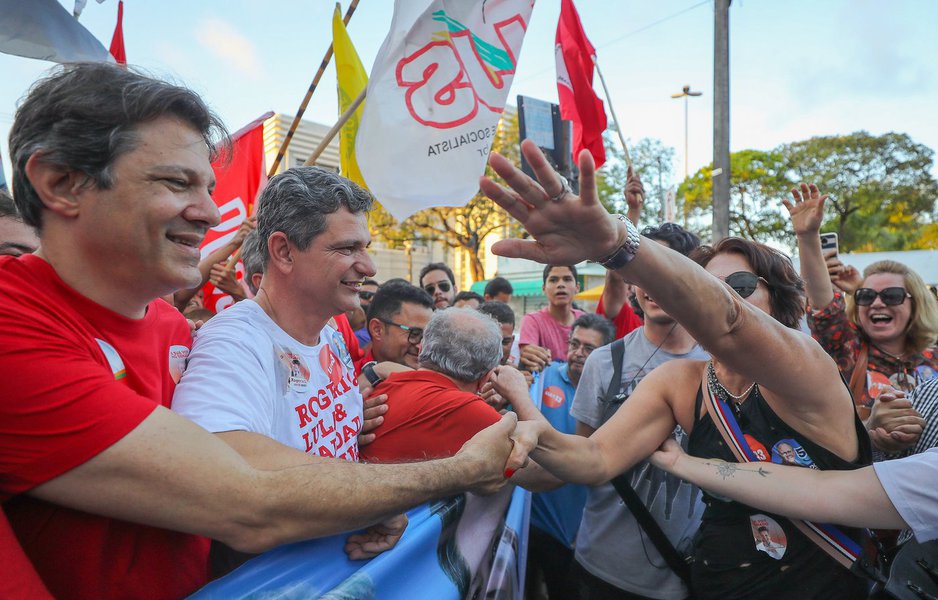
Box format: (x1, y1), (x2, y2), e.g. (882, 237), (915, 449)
(786, 183), (938, 453)
(483, 141), (873, 599)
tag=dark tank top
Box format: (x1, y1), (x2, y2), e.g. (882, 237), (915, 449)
(687, 384), (872, 600)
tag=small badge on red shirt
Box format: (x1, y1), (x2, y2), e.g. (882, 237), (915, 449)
(95, 338), (126, 380)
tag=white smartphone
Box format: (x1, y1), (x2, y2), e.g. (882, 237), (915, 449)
(820, 232), (838, 256)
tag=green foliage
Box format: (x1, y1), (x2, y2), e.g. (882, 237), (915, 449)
(678, 131), (938, 252)
(782, 131), (938, 252)
(679, 149), (790, 245)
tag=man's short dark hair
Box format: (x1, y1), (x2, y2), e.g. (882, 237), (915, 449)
(367, 280), (434, 323)
(542, 264), (578, 284)
(454, 291), (484, 304)
(478, 301), (515, 327)
(362, 278), (380, 287)
(255, 167), (373, 269)
(571, 313), (615, 346)
(484, 276), (513, 298)
(419, 262), (455, 286)
(9, 62), (228, 230)
(641, 222), (700, 257)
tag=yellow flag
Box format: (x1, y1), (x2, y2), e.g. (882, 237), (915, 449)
(333, 4), (367, 188)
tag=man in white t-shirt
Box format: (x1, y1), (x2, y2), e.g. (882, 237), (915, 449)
(173, 166), (387, 572)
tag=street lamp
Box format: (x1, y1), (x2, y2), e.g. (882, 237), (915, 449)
(671, 85), (703, 180)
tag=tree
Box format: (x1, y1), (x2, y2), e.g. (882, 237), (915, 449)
(596, 131), (676, 224)
(782, 131), (938, 252)
(368, 111), (522, 283)
(679, 149), (791, 245)
(676, 131), (938, 252)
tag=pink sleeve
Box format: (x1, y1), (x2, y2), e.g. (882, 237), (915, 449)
(518, 312), (540, 347)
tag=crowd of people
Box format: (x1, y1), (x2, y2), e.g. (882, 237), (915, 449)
(2, 61), (937, 600)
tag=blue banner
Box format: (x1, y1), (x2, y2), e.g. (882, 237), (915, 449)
(190, 486), (530, 599)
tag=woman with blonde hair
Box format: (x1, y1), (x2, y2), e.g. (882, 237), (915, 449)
(786, 184), (938, 453)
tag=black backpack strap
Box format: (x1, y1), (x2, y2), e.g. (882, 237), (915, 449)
(610, 475), (693, 587)
(604, 338), (626, 404)
(604, 337), (693, 587)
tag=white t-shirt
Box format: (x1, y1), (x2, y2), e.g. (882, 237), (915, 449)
(173, 300), (362, 461)
(874, 447), (938, 542)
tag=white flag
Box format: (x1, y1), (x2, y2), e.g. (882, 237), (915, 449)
(0, 0), (112, 63)
(356, 0), (536, 222)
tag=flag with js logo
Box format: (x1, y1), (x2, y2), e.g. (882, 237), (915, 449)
(356, 0), (536, 222)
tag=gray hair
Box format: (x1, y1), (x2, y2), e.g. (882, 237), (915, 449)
(419, 308), (503, 383)
(240, 230), (264, 295)
(9, 62), (227, 230)
(254, 166), (373, 268)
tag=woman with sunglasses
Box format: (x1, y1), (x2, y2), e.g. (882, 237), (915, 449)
(786, 184), (938, 452)
(483, 141), (872, 599)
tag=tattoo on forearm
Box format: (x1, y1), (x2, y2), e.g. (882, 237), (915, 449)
(705, 460), (769, 480)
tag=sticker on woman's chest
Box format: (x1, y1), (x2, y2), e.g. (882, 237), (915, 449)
(770, 438), (816, 469)
(750, 514), (787, 560)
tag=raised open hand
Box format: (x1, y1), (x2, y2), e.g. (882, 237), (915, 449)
(481, 140), (622, 265)
(782, 183), (828, 236)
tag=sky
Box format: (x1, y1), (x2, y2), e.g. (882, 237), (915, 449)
(2, 0), (937, 189)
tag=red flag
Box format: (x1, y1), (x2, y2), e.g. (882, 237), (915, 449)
(556, 0), (606, 167)
(199, 112), (272, 313)
(108, 0), (126, 64)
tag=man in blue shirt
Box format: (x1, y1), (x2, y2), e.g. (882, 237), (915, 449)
(527, 313), (615, 599)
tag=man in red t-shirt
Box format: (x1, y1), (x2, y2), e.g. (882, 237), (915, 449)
(362, 307), (505, 463)
(0, 62), (523, 600)
(361, 308), (559, 498)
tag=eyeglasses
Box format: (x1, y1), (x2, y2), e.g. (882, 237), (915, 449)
(724, 271), (769, 298)
(854, 287), (911, 306)
(358, 291), (375, 301)
(379, 318), (424, 344)
(424, 281), (452, 294)
(568, 339), (598, 355)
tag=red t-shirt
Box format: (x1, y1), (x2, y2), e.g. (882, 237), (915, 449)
(360, 370), (501, 463)
(596, 296), (643, 340)
(0, 508), (52, 599)
(0, 255), (209, 599)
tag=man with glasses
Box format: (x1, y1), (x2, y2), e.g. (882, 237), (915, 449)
(352, 278), (380, 348)
(358, 280), (434, 372)
(526, 313), (615, 600)
(359, 308), (534, 468)
(567, 222), (709, 600)
(419, 262), (458, 310)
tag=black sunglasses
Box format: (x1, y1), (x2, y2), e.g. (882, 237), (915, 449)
(724, 271), (768, 298)
(854, 287), (911, 306)
(358, 291), (375, 301)
(379, 318), (424, 344)
(424, 281), (452, 294)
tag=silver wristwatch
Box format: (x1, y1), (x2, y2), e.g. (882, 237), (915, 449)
(596, 214), (641, 270)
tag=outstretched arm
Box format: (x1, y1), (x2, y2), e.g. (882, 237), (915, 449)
(29, 407), (522, 554)
(481, 142), (846, 417)
(492, 360), (680, 485)
(650, 439), (904, 529)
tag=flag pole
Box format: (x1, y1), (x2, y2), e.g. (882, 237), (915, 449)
(266, 0), (361, 178)
(592, 56), (631, 168)
(222, 0), (360, 273)
(303, 87), (366, 166)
